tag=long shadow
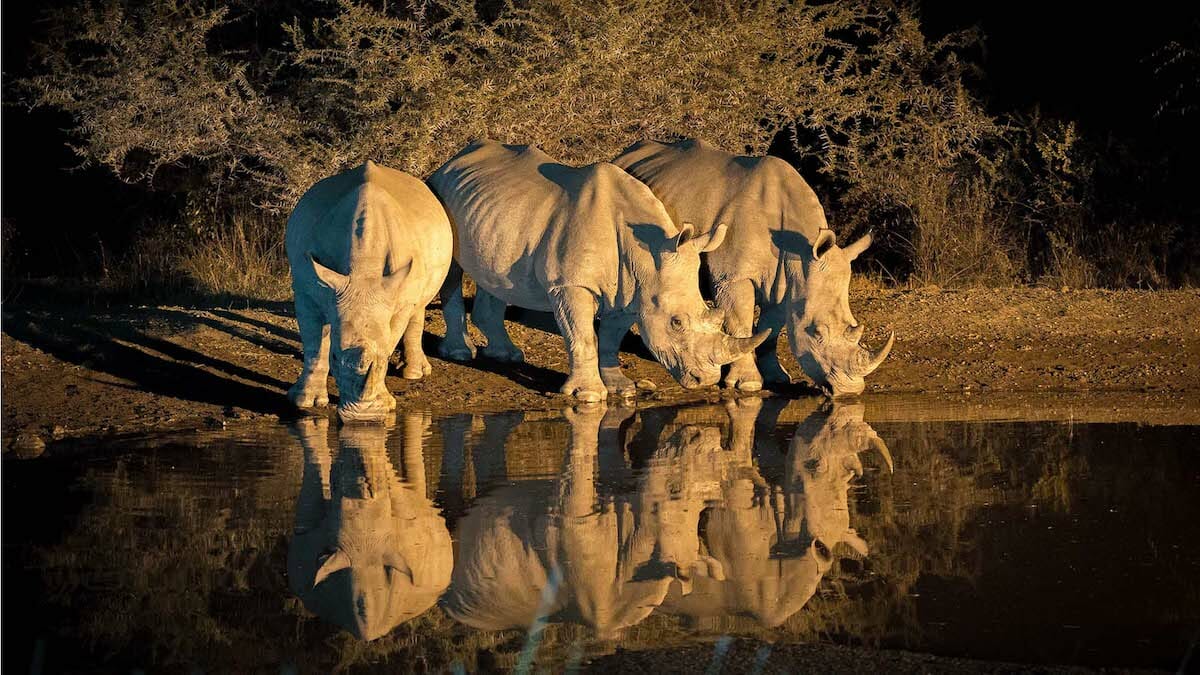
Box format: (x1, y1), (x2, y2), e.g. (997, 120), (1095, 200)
(505, 307), (657, 361)
(2, 310), (294, 417)
(153, 308), (298, 357)
(207, 308), (300, 343)
(451, 353), (566, 395)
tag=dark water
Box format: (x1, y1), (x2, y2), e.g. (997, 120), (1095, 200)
(4, 398), (1199, 673)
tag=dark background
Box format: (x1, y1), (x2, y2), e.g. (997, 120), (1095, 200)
(3, 1), (1198, 280)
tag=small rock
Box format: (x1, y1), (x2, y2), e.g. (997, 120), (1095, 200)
(7, 428), (47, 459)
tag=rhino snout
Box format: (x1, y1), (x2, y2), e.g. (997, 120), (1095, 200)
(337, 398), (393, 423)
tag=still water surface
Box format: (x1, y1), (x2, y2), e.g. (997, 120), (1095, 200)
(4, 397), (1199, 672)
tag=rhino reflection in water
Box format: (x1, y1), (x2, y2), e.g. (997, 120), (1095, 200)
(442, 406), (727, 639)
(287, 415), (452, 640)
(661, 399), (891, 628)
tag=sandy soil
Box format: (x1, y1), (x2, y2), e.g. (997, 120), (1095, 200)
(4, 286), (1200, 447)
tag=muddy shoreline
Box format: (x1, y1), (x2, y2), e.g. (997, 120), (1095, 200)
(4, 286), (1200, 448)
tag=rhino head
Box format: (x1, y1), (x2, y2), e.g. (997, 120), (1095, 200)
(310, 255), (418, 422)
(773, 229), (894, 397)
(633, 222), (769, 388)
(289, 418), (452, 641)
(785, 402), (891, 562)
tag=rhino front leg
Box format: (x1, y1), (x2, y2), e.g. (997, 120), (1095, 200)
(754, 302), (791, 385)
(714, 279), (763, 391)
(288, 291), (331, 408)
(474, 289), (525, 362)
(550, 286), (607, 402)
(597, 313), (655, 397)
(437, 261), (476, 361)
(401, 308), (432, 380)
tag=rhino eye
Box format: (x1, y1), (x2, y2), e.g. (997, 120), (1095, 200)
(808, 324), (824, 343)
(670, 315), (686, 331)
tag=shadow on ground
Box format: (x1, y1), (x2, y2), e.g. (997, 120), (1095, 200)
(2, 308), (295, 417)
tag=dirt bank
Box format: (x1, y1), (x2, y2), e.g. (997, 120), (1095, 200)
(4, 286), (1200, 445)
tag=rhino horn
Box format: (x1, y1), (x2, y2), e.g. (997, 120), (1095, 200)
(714, 329), (771, 363)
(869, 434), (894, 473)
(313, 549), (351, 587)
(852, 330), (894, 377)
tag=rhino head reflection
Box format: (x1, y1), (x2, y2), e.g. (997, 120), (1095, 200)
(442, 405), (728, 639)
(287, 415), (452, 640)
(662, 399), (891, 627)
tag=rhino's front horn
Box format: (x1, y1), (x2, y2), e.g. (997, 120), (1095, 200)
(869, 434), (894, 473)
(314, 549), (351, 587)
(853, 331), (895, 377)
(716, 329), (771, 363)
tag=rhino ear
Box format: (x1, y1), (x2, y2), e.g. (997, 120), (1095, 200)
(771, 228), (836, 260)
(690, 223), (728, 253)
(844, 232), (873, 261)
(382, 550), (417, 584)
(311, 256), (349, 293)
(671, 222), (697, 252)
(380, 257), (415, 297)
(841, 529), (869, 558)
(313, 549), (351, 587)
(812, 229), (837, 260)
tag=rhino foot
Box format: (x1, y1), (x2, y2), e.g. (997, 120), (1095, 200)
(601, 368), (638, 397)
(481, 343), (525, 363)
(723, 360), (763, 392)
(561, 375), (608, 402)
(288, 380), (330, 408)
(438, 341), (476, 362)
(402, 354), (432, 380)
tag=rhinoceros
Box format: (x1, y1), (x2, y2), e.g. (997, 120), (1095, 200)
(428, 140), (767, 402)
(613, 139), (894, 397)
(287, 415), (452, 641)
(286, 160), (452, 421)
(441, 406), (722, 638)
(659, 398), (890, 627)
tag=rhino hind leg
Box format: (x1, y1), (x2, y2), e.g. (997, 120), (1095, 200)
(288, 292), (332, 408)
(550, 286), (607, 402)
(597, 314), (654, 396)
(754, 302), (792, 385)
(401, 309), (432, 380)
(713, 279), (763, 391)
(437, 262), (476, 361)
(473, 290), (525, 363)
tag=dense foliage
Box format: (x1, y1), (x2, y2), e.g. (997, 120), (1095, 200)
(12, 0), (1199, 291)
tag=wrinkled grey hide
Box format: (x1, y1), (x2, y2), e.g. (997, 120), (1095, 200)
(428, 140), (767, 402)
(286, 161), (453, 421)
(613, 139), (893, 397)
(287, 415), (452, 641)
(440, 406), (726, 639)
(659, 398), (890, 627)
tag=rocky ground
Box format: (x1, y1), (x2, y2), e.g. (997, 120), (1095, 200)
(4, 286), (1200, 448)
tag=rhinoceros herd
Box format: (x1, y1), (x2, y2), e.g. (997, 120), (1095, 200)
(286, 138), (894, 421)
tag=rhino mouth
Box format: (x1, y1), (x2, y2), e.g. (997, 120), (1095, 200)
(337, 399), (393, 423)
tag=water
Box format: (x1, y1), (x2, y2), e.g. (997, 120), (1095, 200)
(4, 396), (1199, 673)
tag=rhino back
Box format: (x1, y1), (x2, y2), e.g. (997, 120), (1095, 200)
(286, 161), (452, 305)
(615, 139), (828, 290)
(430, 140), (670, 311)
